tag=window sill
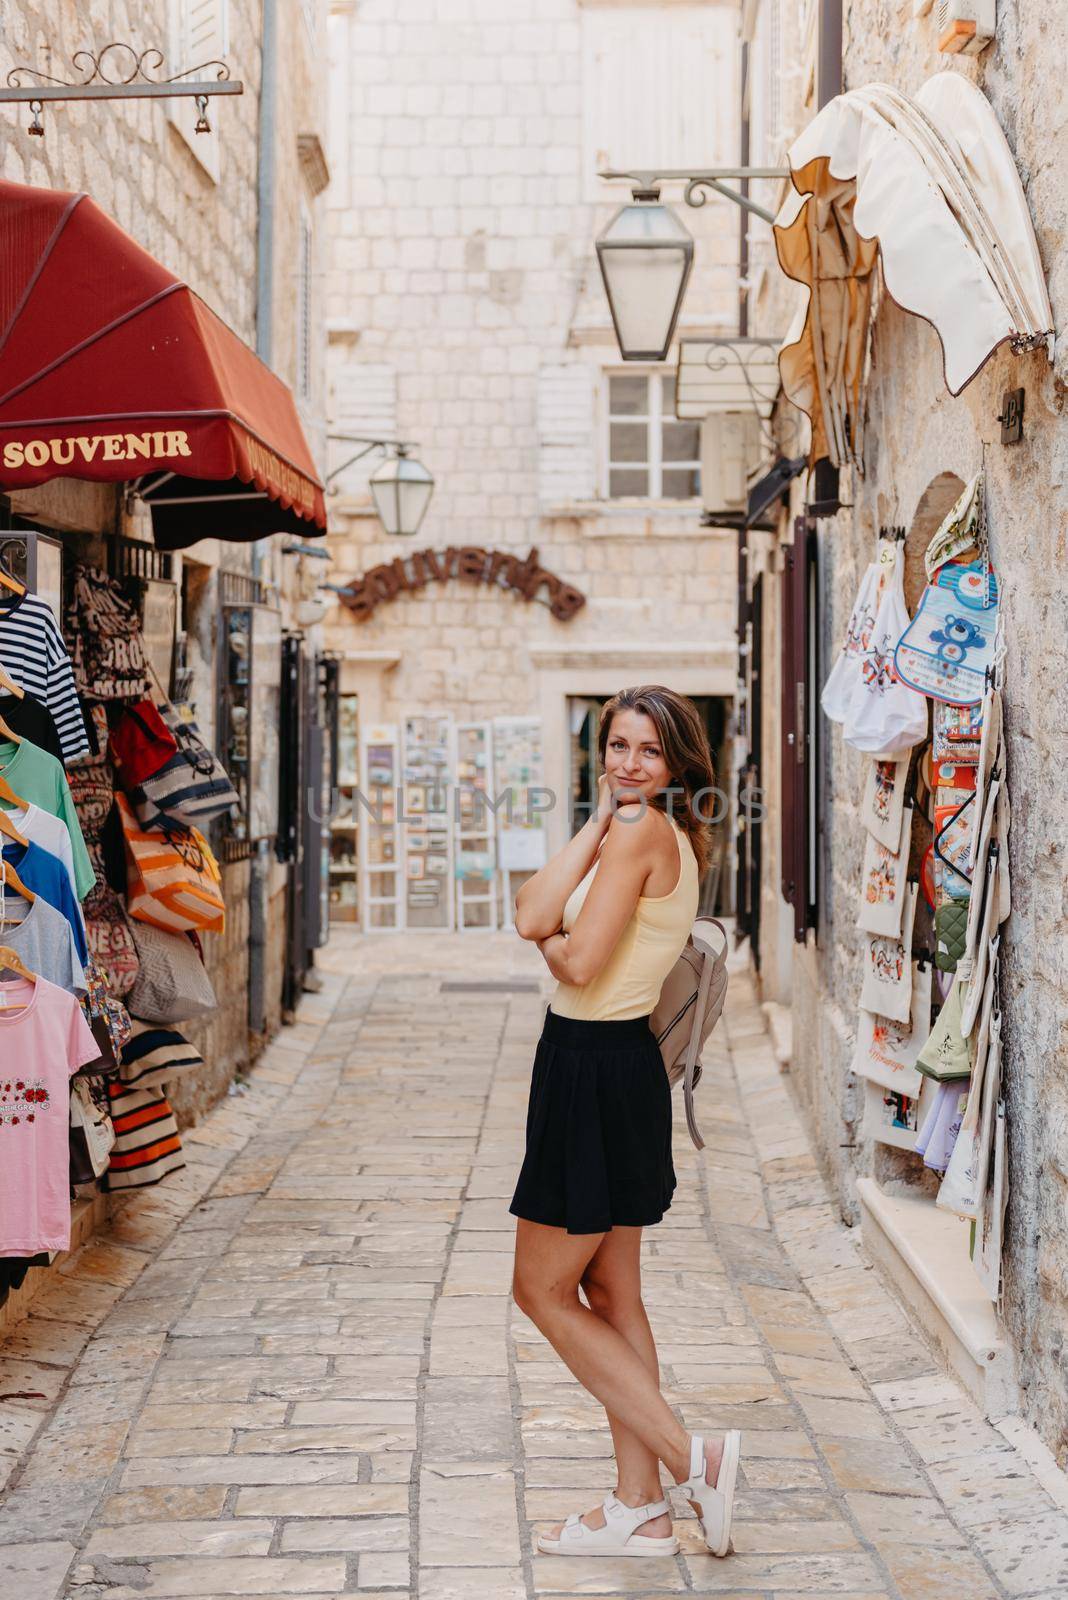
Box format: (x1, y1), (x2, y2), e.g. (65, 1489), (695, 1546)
(541, 500), (732, 540)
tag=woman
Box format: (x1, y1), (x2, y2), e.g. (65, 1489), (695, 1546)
(510, 685), (740, 1560)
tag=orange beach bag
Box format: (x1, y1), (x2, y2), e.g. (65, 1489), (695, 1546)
(115, 793), (225, 934)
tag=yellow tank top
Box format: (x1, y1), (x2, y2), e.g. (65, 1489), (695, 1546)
(550, 814), (700, 1022)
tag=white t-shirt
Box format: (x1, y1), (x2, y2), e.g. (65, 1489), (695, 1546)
(5, 803), (80, 903)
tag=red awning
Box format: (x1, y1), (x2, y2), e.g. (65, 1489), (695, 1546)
(0, 178), (327, 549)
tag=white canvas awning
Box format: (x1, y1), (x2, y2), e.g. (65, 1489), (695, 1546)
(675, 338), (783, 420)
(774, 75), (1055, 468)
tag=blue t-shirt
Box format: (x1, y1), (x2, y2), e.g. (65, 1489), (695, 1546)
(2, 837), (89, 965)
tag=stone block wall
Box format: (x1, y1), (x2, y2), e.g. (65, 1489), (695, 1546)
(749, 1), (1068, 1461)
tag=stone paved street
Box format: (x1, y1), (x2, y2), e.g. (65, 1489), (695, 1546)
(3, 929), (1068, 1600)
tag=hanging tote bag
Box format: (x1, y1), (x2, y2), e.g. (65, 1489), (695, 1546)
(132, 705), (240, 830)
(649, 917), (729, 1151)
(109, 701), (179, 787)
(820, 560), (881, 724)
(118, 1021), (206, 1093)
(850, 958), (933, 1099)
(83, 882), (141, 997)
(65, 564), (148, 701)
(127, 921), (217, 1024)
(843, 547), (929, 758)
(69, 1076), (116, 1182)
(860, 755), (909, 849)
(116, 794), (226, 935)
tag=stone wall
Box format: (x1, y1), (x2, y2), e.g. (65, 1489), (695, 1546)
(749, 1), (1068, 1460)
(323, 0), (741, 785)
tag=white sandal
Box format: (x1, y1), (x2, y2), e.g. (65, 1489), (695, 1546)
(676, 1431), (741, 1557)
(536, 1492), (680, 1558)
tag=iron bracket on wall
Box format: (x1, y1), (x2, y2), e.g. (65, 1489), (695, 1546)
(598, 167), (789, 226)
(0, 42), (242, 137)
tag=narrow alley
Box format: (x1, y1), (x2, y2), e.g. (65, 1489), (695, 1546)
(3, 931), (1067, 1600)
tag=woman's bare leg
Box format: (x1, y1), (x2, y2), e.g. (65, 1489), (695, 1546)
(544, 1224), (672, 1540)
(512, 1219), (722, 1497)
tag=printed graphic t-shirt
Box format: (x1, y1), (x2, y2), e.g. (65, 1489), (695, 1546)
(0, 737), (95, 897)
(2, 839), (88, 964)
(0, 975), (100, 1254)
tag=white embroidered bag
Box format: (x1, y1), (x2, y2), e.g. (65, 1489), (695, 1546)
(844, 546), (929, 759)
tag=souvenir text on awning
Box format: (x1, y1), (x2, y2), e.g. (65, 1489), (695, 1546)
(0, 178), (326, 548)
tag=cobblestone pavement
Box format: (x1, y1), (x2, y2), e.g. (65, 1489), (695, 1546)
(3, 929), (1068, 1600)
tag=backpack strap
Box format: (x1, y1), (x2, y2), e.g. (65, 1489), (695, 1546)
(683, 944), (715, 1151)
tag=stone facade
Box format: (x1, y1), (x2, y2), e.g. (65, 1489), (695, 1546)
(323, 0), (742, 857)
(0, 1), (331, 1116)
(745, 1), (1068, 1461)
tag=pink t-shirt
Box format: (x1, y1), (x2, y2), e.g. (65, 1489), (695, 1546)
(0, 975), (100, 1254)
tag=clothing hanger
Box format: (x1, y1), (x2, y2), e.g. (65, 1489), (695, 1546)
(0, 810), (28, 847)
(0, 858), (34, 904)
(0, 713), (22, 744)
(0, 943), (36, 1011)
(0, 661), (23, 699)
(0, 551), (27, 598)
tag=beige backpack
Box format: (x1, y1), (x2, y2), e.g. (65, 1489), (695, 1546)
(650, 917), (729, 1150)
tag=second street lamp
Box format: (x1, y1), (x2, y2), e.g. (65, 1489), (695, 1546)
(595, 186), (695, 362)
(368, 445), (435, 538)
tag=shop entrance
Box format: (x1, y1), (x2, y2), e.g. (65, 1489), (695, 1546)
(567, 694), (731, 915)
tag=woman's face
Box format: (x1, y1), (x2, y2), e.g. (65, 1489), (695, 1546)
(603, 709), (673, 804)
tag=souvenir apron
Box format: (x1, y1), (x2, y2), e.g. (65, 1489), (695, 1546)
(894, 558), (999, 707)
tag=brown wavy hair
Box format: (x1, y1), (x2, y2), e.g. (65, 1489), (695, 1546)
(596, 685), (716, 876)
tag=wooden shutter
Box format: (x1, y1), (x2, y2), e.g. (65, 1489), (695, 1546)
(328, 364), (397, 496)
(168, 0), (229, 180)
(536, 364), (596, 508)
(781, 515), (818, 942)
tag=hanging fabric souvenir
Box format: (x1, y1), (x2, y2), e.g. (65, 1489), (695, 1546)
(851, 959), (932, 1097)
(862, 1077), (932, 1151)
(916, 971), (975, 1080)
(860, 755), (909, 849)
(932, 700), (983, 762)
(937, 952), (1000, 1219)
(959, 848), (1001, 1034)
(923, 472), (984, 580)
(857, 805), (913, 937)
(859, 881), (917, 1024)
(972, 1098), (1007, 1302)
(894, 557), (999, 706)
(65, 565), (148, 702)
(820, 560), (881, 724)
(915, 1078), (970, 1174)
(843, 546), (928, 757)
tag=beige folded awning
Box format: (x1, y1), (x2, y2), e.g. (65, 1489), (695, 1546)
(774, 75), (1055, 468)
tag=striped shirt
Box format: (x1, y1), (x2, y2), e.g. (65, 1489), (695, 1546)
(0, 594), (90, 764)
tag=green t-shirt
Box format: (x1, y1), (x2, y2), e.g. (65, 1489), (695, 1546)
(0, 740), (96, 899)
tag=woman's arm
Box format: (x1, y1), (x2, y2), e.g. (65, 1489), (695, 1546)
(535, 806), (658, 986)
(513, 780), (613, 941)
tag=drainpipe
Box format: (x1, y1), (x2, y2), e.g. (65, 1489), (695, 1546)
(738, 38), (750, 338)
(247, 0), (278, 1037)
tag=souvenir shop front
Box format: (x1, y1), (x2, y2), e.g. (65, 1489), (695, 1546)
(0, 179), (328, 1326)
(764, 74), (1058, 1411)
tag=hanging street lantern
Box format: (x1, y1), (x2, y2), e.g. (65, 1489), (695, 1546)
(368, 444), (435, 537)
(595, 186), (695, 362)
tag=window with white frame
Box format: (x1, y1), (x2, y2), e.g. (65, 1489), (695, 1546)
(605, 373), (700, 501)
(296, 202), (313, 399)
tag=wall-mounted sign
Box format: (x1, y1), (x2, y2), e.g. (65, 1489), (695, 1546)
(339, 545), (585, 623)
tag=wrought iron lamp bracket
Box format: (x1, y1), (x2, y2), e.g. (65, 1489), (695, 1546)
(598, 168), (789, 227)
(1, 43), (243, 137)
(324, 434), (418, 494)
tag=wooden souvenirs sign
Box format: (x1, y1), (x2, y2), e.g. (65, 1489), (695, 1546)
(339, 545), (586, 623)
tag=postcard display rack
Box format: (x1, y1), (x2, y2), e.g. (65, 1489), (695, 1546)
(329, 695), (361, 921)
(494, 717), (547, 930)
(454, 721), (498, 931)
(354, 713), (546, 932)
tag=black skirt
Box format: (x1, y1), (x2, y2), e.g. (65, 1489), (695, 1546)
(509, 1007), (676, 1235)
